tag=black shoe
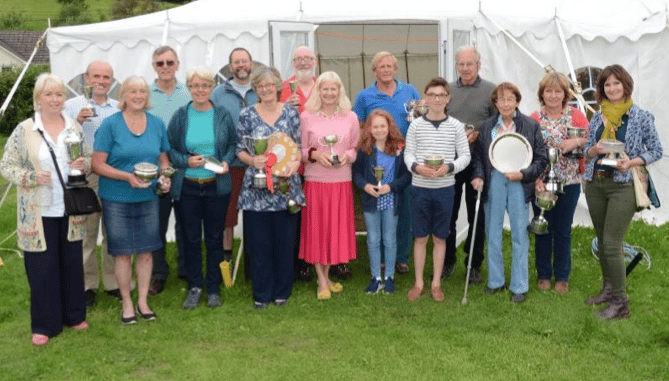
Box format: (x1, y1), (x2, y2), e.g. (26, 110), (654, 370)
(177, 274), (188, 282)
(467, 268), (482, 285)
(135, 305), (156, 321)
(298, 266), (313, 282)
(85, 290), (97, 309)
(148, 279), (166, 296)
(484, 285), (507, 294)
(333, 264), (352, 280)
(511, 293), (526, 304)
(105, 289), (122, 300)
(441, 266), (454, 280)
(121, 313), (136, 325)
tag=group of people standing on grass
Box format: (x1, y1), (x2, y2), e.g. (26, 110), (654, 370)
(1, 43), (662, 346)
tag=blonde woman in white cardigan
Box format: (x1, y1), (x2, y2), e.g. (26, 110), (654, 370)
(0, 73), (90, 346)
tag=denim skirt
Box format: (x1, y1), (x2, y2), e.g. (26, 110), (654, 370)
(102, 198), (162, 256)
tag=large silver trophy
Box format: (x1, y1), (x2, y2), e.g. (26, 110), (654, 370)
(405, 100), (428, 124)
(566, 127), (586, 158)
(544, 147), (564, 194)
(528, 191), (558, 235)
(244, 134), (269, 188)
(82, 85), (98, 117)
(599, 139), (624, 167)
(318, 134), (341, 165)
(64, 130), (88, 187)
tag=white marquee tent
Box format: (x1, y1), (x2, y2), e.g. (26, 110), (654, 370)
(47, 0), (669, 229)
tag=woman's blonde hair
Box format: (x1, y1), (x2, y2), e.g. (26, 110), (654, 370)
(117, 76), (151, 111)
(304, 71), (351, 114)
(33, 73), (66, 111)
(186, 66), (215, 86)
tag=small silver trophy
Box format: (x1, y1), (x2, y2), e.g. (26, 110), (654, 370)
(155, 167), (176, 196)
(373, 166), (384, 187)
(82, 85), (98, 117)
(566, 127), (586, 158)
(277, 177), (300, 214)
(133, 162), (159, 185)
(243, 134), (269, 188)
(404, 100), (428, 123)
(318, 134), (341, 165)
(528, 191), (558, 235)
(64, 130), (88, 187)
(544, 148), (564, 194)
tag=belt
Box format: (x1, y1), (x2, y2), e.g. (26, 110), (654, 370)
(593, 169), (613, 179)
(185, 177), (216, 185)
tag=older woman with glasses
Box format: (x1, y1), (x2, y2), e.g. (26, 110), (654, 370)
(236, 67), (304, 308)
(167, 66), (236, 309)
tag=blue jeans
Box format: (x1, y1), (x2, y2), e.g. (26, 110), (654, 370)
(152, 195), (187, 280)
(396, 185), (412, 265)
(178, 181), (230, 295)
(364, 208), (398, 279)
(532, 183), (580, 282)
(484, 170), (529, 295)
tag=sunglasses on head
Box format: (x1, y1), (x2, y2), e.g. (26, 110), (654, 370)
(154, 60), (176, 67)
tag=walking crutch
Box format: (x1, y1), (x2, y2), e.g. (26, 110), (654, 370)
(462, 187), (482, 305)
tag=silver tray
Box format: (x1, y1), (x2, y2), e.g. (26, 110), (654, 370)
(489, 132), (533, 173)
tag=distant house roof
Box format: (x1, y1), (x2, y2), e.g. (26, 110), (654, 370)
(0, 30), (49, 65)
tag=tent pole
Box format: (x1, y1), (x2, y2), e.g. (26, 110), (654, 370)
(361, 53), (366, 88)
(404, 50), (410, 83)
(555, 17), (587, 115)
(0, 29), (48, 118)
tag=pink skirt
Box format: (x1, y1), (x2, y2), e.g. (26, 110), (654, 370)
(299, 181), (357, 265)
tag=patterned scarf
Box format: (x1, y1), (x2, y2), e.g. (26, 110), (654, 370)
(600, 98), (632, 140)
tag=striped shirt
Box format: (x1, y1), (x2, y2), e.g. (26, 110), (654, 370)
(404, 115), (470, 189)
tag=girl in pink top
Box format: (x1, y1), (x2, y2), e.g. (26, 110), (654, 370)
(299, 71), (360, 300)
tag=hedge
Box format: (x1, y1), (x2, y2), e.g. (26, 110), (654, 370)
(0, 65), (50, 136)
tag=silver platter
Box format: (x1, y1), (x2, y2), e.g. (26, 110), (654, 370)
(489, 132), (533, 173)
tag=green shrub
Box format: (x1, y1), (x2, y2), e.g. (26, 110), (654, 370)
(0, 64), (49, 136)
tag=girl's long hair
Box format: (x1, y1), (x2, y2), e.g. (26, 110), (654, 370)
(357, 109), (405, 156)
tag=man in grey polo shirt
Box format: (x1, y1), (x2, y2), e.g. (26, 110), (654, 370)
(64, 60), (120, 308)
(147, 45), (191, 295)
(443, 46), (496, 284)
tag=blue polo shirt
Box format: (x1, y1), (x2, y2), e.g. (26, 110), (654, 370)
(353, 79), (420, 136)
(148, 80), (191, 128)
(94, 112), (170, 203)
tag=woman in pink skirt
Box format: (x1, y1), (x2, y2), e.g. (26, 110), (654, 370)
(300, 71), (360, 300)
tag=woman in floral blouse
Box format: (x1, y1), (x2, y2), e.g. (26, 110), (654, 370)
(236, 67), (304, 309)
(530, 72), (588, 294)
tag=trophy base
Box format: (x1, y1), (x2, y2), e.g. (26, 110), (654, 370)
(331, 154), (340, 165)
(66, 174), (88, 188)
(600, 158), (619, 167)
(287, 199), (301, 214)
(566, 149), (584, 159)
(528, 220), (549, 235)
(545, 181), (563, 194)
(252, 173), (267, 188)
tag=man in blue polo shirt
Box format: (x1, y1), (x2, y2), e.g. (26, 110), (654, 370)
(353, 51), (420, 275)
(147, 45), (191, 295)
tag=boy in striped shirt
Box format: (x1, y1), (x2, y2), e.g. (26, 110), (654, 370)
(404, 77), (471, 302)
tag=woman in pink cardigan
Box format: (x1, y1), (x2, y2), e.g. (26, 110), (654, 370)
(299, 71), (360, 300)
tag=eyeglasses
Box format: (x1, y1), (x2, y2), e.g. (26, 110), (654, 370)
(256, 83), (276, 91)
(293, 57), (315, 63)
(189, 84), (212, 90)
(154, 60), (176, 67)
(425, 93), (449, 100)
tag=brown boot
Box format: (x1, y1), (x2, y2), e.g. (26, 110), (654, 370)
(597, 294), (630, 320)
(584, 282), (612, 305)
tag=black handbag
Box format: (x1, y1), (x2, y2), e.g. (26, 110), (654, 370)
(38, 129), (101, 216)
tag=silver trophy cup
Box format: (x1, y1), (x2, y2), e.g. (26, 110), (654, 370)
(544, 147), (564, 194)
(599, 139), (624, 167)
(243, 134), (269, 188)
(64, 130), (88, 187)
(528, 191), (558, 235)
(82, 85), (98, 117)
(373, 166), (384, 187)
(566, 127), (586, 158)
(318, 134), (341, 165)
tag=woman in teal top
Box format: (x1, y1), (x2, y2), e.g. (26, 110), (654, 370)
(93, 76), (171, 325)
(167, 66), (237, 309)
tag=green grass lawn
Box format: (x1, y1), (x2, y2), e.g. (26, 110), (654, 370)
(1, 135), (668, 380)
